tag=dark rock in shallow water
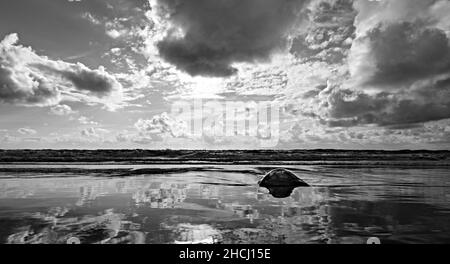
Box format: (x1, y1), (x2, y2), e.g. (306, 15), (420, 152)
(258, 169), (310, 198)
(263, 187), (296, 198)
(259, 169), (310, 188)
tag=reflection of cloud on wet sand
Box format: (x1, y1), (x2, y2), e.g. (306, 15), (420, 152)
(2, 175), (335, 244)
(2, 166), (450, 244)
(215, 188), (335, 244)
(7, 208), (145, 244)
(133, 182), (188, 208)
(164, 223), (221, 244)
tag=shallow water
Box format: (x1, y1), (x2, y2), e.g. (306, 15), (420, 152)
(0, 164), (449, 244)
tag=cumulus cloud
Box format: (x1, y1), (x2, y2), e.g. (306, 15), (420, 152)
(116, 132), (131, 142)
(0, 33), (122, 107)
(152, 0), (309, 77)
(18, 128), (37, 136)
(77, 116), (98, 125)
(0, 34), (60, 106)
(134, 112), (189, 141)
(81, 127), (109, 138)
(290, 0), (356, 64)
(81, 127), (97, 137)
(50, 104), (76, 116)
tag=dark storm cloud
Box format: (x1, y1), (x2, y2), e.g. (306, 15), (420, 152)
(323, 82), (450, 127)
(60, 66), (120, 97)
(155, 0), (309, 77)
(32, 63), (121, 99)
(361, 21), (450, 88)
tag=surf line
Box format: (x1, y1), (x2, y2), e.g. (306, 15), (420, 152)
(179, 248), (214, 262)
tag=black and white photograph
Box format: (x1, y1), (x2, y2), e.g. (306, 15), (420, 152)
(0, 0), (450, 247)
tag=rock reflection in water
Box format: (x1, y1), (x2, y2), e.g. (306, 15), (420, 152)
(263, 186), (298, 198)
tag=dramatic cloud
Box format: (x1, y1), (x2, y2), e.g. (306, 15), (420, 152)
(0, 34), (60, 106)
(348, 0), (450, 91)
(59, 65), (122, 97)
(303, 0), (450, 128)
(0, 33), (122, 107)
(350, 21), (450, 89)
(153, 0), (308, 77)
(322, 87), (450, 127)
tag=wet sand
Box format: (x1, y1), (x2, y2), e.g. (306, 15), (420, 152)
(0, 163), (449, 244)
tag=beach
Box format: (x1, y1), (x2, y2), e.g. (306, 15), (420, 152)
(0, 152), (449, 244)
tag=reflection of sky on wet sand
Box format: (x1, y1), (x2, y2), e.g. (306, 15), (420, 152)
(0, 166), (450, 244)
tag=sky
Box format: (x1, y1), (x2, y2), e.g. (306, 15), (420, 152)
(0, 0), (450, 150)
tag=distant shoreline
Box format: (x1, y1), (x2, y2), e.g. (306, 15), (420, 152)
(0, 149), (449, 166)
